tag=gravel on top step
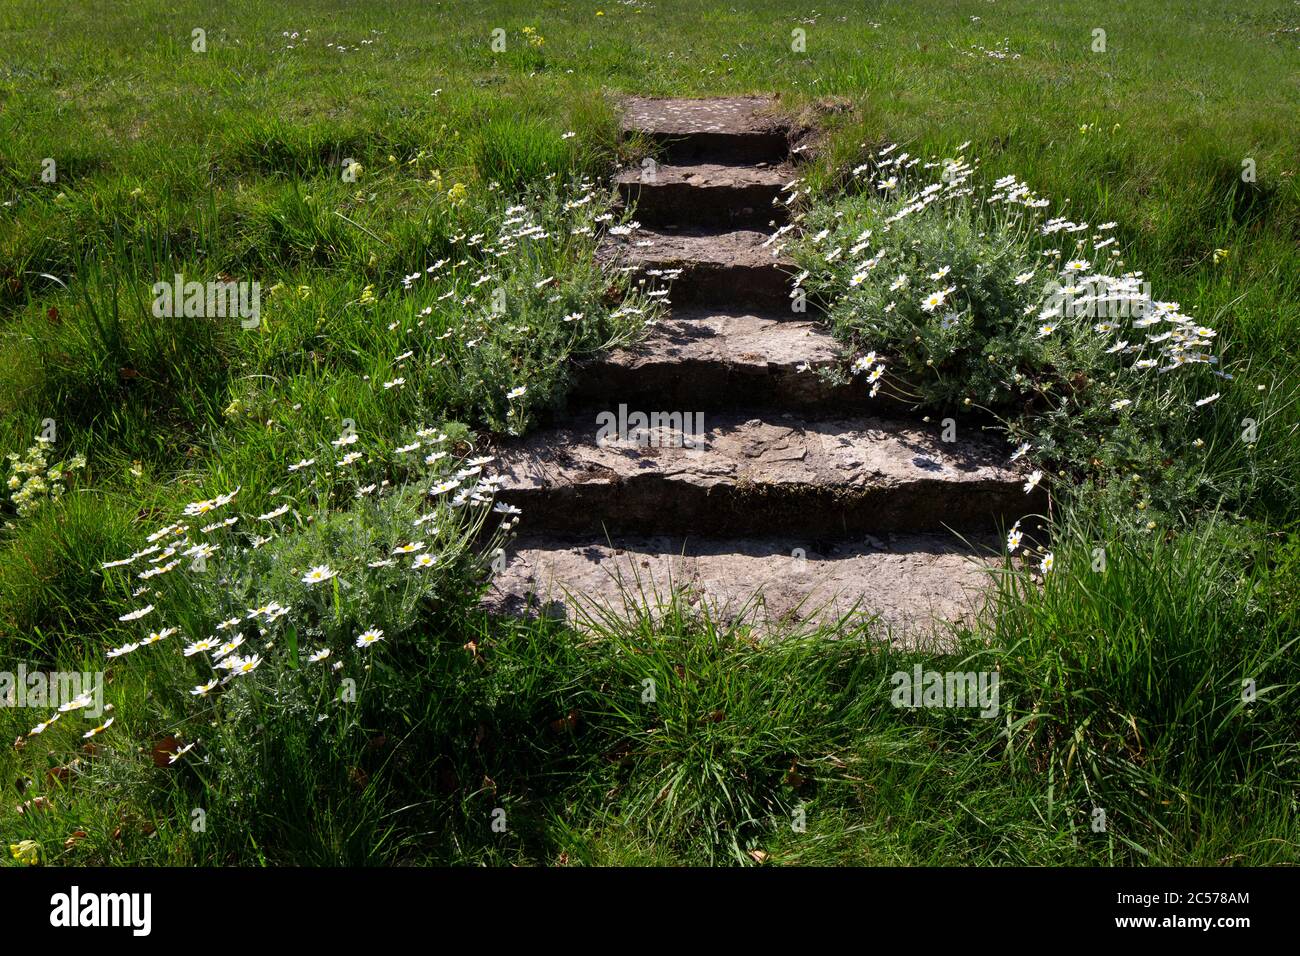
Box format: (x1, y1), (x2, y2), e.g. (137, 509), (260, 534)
(493, 411), (1036, 537)
(622, 96), (791, 164)
(483, 533), (1000, 647)
(614, 162), (792, 229)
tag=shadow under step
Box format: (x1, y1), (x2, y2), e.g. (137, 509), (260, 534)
(615, 162), (792, 230)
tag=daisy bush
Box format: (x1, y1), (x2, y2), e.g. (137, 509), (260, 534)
(787, 146), (1299, 849)
(226, 173), (660, 448)
(109, 425), (500, 685)
(0, 160), (664, 859)
(4, 434), (86, 527)
(9, 422), (518, 855)
(791, 145), (1234, 528)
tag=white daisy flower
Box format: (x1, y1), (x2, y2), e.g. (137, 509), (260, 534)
(1007, 526), (1023, 553)
(301, 565), (337, 585)
(58, 693), (95, 714)
(83, 717), (115, 739)
(29, 714), (61, 735)
(184, 638), (220, 657)
(167, 742), (196, 764)
(229, 654), (263, 676)
(118, 604), (154, 622)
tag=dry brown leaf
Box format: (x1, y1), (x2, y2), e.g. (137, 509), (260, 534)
(150, 736), (180, 768)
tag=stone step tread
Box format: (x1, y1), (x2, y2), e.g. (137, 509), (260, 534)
(586, 310), (838, 372)
(496, 410), (1022, 495)
(569, 311), (882, 411)
(614, 162), (795, 189)
(483, 533), (1001, 645)
(622, 96), (784, 137)
(599, 226), (794, 270)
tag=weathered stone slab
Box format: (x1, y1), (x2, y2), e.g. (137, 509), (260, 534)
(600, 227), (794, 310)
(493, 412), (1039, 537)
(570, 310), (860, 410)
(622, 96), (790, 164)
(482, 533), (1002, 647)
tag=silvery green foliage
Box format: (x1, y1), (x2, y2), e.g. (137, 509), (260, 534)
(793, 146), (1231, 526)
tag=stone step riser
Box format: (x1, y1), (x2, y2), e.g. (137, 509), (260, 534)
(564, 312), (911, 413)
(634, 130), (789, 166)
(616, 180), (787, 230)
(494, 410), (1036, 542)
(499, 480), (1035, 538)
(636, 261), (792, 310)
(569, 357), (857, 411)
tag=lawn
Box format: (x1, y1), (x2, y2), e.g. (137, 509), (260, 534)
(0, 0), (1296, 866)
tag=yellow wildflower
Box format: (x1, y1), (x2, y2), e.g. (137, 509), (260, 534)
(10, 840), (40, 865)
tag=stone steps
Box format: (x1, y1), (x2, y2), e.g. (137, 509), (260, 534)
(493, 411), (1034, 538)
(568, 310), (865, 411)
(481, 96), (1030, 640)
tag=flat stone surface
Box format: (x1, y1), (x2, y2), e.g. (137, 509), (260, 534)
(570, 310), (856, 409)
(602, 226), (790, 271)
(621, 97), (790, 164)
(622, 97), (784, 137)
(493, 411), (1037, 537)
(483, 533), (1002, 647)
(614, 163), (792, 191)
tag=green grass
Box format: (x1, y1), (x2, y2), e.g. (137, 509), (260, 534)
(1, 0), (1297, 866)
